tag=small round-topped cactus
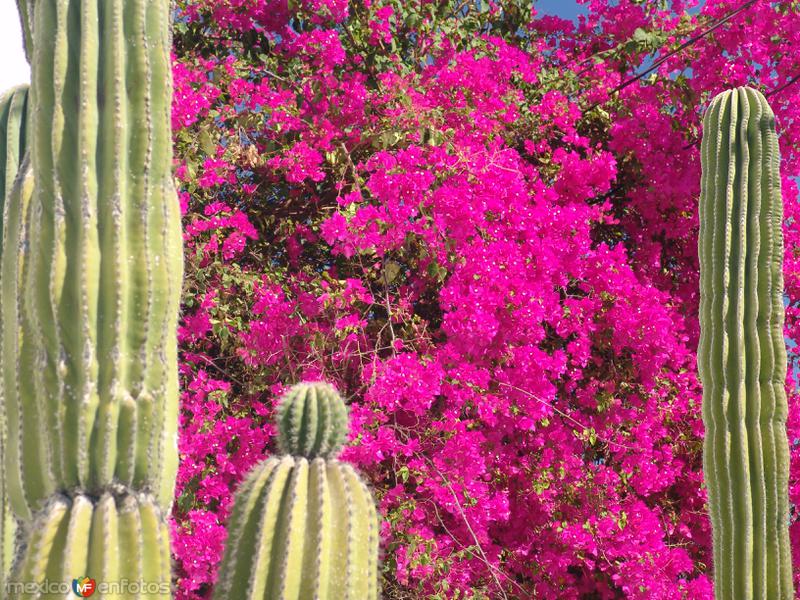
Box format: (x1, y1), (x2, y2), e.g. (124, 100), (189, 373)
(214, 382), (380, 600)
(275, 381), (350, 459)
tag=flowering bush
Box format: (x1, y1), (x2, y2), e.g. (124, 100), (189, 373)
(169, 1), (800, 598)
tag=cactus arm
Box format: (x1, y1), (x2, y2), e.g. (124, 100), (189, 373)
(0, 86), (29, 210)
(1, 164), (40, 521)
(0, 84), (29, 580)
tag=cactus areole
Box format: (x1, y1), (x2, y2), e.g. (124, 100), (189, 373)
(698, 87), (794, 599)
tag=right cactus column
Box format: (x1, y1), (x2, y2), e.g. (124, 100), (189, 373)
(698, 87), (793, 599)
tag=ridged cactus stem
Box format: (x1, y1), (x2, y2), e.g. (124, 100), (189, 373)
(0, 83), (29, 583)
(276, 381), (350, 459)
(0, 86), (29, 209)
(2, 0), (182, 522)
(698, 87), (793, 599)
(9, 490), (172, 599)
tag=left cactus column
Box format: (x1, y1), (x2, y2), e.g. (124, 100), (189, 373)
(1, 0), (182, 596)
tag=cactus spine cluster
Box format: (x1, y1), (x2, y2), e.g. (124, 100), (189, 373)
(0, 0), (182, 594)
(214, 382), (381, 600)
(698, 87), (793, 599)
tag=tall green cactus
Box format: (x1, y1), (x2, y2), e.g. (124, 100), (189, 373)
(0, 0), (181, 595)
(2, 0), (182, 521)
(698, 87), (793, 599)
(214, 382), (381, 600)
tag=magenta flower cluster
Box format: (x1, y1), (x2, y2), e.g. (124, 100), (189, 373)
(170, 0), (800, 597)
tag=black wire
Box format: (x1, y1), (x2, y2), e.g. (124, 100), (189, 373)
(681, 73), (800, 150)
(566, 0), (800, 152)
(580, 0), (759, 113)
(766, 72), (800, 98)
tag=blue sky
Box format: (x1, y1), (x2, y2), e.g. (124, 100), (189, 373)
(536, 0), (707, 20)
(535, 0), (587, 20)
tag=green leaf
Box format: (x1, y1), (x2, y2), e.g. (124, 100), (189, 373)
(199, 129), (217, 156)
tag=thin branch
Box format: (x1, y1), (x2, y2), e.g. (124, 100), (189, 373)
(766, 71), (800, 98)
(497, 382), (636, 452)
(418, 455), (510, 600)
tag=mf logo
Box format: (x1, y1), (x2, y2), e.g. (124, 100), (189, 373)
(72, 576), (96, 597)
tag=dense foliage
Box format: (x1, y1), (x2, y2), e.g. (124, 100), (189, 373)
(168, 0), (800, 597)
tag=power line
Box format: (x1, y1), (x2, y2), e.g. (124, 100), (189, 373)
(766, 72), (800, 98)
(682, 73), (800, 150)
(581, 0), (758, 113)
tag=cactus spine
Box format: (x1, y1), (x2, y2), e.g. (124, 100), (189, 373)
(0, 0), (181, 594)
(698, 87), (793, 599)
(214, 382), (380, 600)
